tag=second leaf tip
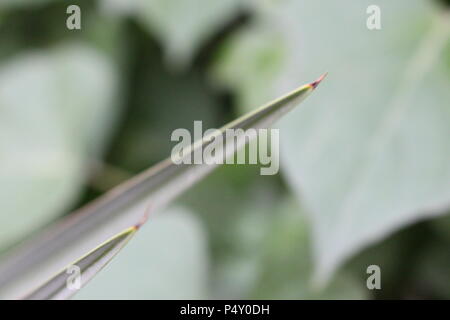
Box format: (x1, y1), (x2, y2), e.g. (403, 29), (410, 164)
(309, 72), (328, 89)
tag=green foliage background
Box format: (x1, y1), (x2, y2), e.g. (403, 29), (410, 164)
(0, 0), (449, 299)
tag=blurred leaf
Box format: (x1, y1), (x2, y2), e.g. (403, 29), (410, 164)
(109, 59), (220, 171)
(116, 0), (244, 68)
(214, 0), (450, 283)
(346, 221), (430, 299)
(180, 163), (285, 299)
(0, 43), (118, 249)
(0, 0), (53, 10)
(430, 213), (450, 242)
(212, 24), (285, 109)
(75, 207), (209, 299)
(409, 241), (450, 299)
(99, 0), (138, 16)
(213, 197), (367, 299)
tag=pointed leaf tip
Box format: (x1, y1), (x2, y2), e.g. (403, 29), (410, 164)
(309, 72), (328, 89)
(23, 226), (138, 300)
(133, 211), (150, 230)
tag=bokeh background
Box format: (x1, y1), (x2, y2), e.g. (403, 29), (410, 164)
(0, 0), (449, 299)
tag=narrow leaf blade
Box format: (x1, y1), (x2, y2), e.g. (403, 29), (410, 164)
(0, 76), (324, 298)
(23, 225), (139, 300)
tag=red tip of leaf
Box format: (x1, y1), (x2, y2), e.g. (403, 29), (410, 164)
(309, 72), (328, 89)
(133, 208), (150, 230)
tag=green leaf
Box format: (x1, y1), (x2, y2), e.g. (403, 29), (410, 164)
(74, 207), (209, 299)
(214, 197), (367, 299)
(109, 59), (219, 171)
(99, 0), (138, 16)
(430, 213), (450, 242)
(0, 43), (118, 249)
(212, 24), (285, 109)
(0, 0), (53, 10)
(214, 0), (450, 283)
(133, 0), (244, 68)
(25, 225), (139, 300)
(410, 241), (450, 299)
(0, 76), (322, 298)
